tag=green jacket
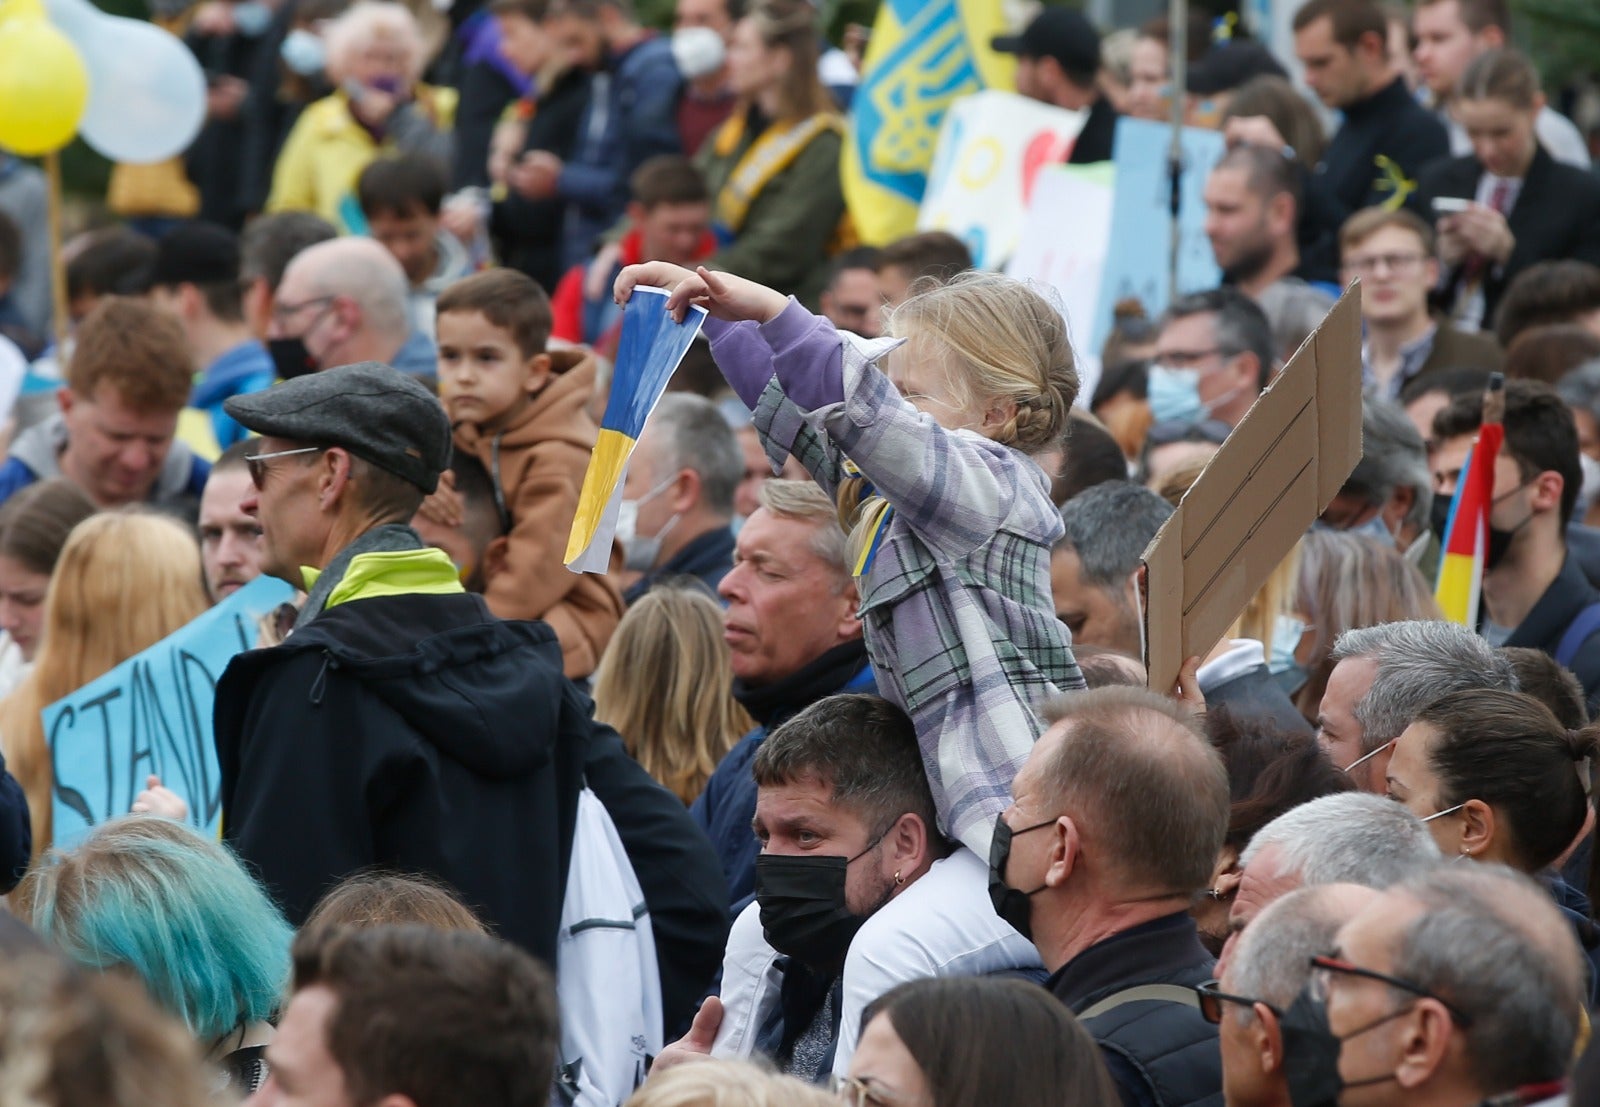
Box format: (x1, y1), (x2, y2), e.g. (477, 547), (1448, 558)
(696, 113), (846, 307)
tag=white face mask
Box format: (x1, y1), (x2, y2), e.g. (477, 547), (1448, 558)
(1578, 453), (1600, 515)
(671, 26), (725, 79)
(614, 475), (680, 573)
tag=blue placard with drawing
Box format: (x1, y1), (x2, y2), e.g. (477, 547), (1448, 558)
(1092, 117), (1227, 351)
(43, 575), (294, 847)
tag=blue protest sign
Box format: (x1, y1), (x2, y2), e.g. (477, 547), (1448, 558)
(44, 575), (295, 847)
(1091, 118), (1227, 351)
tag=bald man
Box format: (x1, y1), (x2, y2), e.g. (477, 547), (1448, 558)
(266, 237), (436, 379)
(1215, 884), (1380, 1107)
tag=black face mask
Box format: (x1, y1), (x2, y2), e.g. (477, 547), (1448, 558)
(987, 814), (1054, 941)
(1429, 485), (1533, 571)
(1280, 987), (1405, 1107)
(268, 336), (320, 379)
(754, 840), (882, 971)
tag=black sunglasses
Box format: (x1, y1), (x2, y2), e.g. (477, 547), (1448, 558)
(1308, 956), (1475, 1027)
(1195, 979), (1281, 1024)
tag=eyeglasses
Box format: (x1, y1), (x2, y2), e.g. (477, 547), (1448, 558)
(1155, 347), (1228, 369)
(244, 446), (325, 490)
(1196, 980), (1281, 1024)
(270, 294), (335, 323)
(830, 1074), (916, 1107)
(1341, 253), (1427, 277)
(1307, 955), (1475, 1027)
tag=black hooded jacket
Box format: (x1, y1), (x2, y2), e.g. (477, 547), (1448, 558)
(215, 590), (729, 1029)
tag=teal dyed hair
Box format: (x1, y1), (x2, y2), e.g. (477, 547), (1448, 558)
(21, 816), (293, 1043)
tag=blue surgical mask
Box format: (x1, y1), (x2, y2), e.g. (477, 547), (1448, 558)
(280, 28), (326, 76)
(1346, 510), (1396, 548)
(1147, 365), (1205, 425)
(1268, 614), (1307, 676)
(232, 0), (271, 36)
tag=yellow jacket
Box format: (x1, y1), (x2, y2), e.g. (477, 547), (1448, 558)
(265, 85), (458, 229)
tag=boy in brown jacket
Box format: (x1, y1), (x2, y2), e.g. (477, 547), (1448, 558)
(436, 269), (623, 678)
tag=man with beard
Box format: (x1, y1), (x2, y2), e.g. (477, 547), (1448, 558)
(1204, 144), (1335, 362)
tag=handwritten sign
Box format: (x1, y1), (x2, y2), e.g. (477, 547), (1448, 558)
(917, 90), (1085, 269)
(1005, 162), (1116, 405)
(1091, 118), (1226, 352)
(44, 575), (294, 847)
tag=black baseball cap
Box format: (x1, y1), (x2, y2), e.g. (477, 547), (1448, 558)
(1186, 41), (1289, 96)
(224, 361), (452, 493)
(146, 220), (240, 288)
(992, 8), (1102, 79)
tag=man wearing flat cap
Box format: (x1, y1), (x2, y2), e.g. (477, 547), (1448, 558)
(993, 8), (1119, 163)
(211, 362), (730, 1014)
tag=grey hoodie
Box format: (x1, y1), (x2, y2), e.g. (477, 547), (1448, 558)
(2, 413), (208, 522)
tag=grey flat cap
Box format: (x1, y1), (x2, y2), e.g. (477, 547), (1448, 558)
(224, 361), (450, 493)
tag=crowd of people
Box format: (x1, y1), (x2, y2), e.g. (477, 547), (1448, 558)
(1, 0), (1600, 1103)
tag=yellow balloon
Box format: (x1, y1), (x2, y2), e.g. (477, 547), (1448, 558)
(0, 8), (89, 155)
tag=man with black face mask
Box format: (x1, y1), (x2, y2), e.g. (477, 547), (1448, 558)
(1431, 379), (1600, 714)
(990, 686), (1230, 1107)
(266, 237), (436, 381)
(656, 693), (1036, 1083)
(1278, 864), (1581, 1107)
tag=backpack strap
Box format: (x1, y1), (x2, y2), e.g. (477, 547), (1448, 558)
(1079, 983), (1202, 1020)
(1555, 602), (1600, 669)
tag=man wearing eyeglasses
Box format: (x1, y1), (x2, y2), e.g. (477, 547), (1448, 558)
(1339, 207), (1503, 402)
(1202, 883), (1379, 1107)
(267, 237), (436, 381)
(1148, 289), (1277, 436)
(1291, 865), (1581, 1107)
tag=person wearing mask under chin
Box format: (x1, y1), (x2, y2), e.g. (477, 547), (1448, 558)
(1146, 289), (1277, 441)
(1431, 379), (1600, 713)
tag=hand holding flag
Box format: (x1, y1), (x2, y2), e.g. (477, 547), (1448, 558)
(565, 286), (708, 574)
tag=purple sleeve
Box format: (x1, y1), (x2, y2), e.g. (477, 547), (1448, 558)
(759, 298), (845, 412)
(705, 316), (778, 410)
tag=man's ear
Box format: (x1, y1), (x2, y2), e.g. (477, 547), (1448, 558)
(1256, 1003), (1286, 1074)
(483, 534), (510, 584)
(669, 466), (701, 513)
(1532, 469), (1563, 516)
(1268, 190), (1296, 238)
(318, 447), (356, 509)
(887, 811), (931, 875)
(1393, 1003), (1454, 1089)
(1383, 485), (1414, 536)
(1044, 815), (1081, 888)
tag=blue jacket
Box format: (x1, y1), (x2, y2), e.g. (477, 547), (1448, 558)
(191, 340), (275, 449)
(692, 647), (876, 906)
(623, 525), (735, 606)
(557, 34), (682, 269)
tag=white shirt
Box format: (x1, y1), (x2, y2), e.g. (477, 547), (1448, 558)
(711, 848), (1044, 1074)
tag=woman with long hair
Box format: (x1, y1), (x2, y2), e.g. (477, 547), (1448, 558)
(593, 581), (750, 804)
(841, 977), (1121, 1107)
(0, 479), (97, 696)
(0, 512), (209, 857)
(694, 0), (847, 303)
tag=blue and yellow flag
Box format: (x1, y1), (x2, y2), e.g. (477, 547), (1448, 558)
(841, 0), (1015, 246)
(565, 287), (708, 574)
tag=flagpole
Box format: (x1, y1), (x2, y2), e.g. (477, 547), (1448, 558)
(1167, 0), (1187, 297)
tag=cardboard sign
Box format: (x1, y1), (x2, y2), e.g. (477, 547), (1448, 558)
(44, 575), (295, 848)
(916, 90), (1085, 270)
(1091, 118), (1226, 351)
(1005, 162), (1116, 405)
(1140, 286), (1363, 693)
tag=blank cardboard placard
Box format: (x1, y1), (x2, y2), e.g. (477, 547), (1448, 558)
(1142, 284), (1363, 692)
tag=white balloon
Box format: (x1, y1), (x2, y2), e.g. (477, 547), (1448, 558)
(45, 0), (206, 164)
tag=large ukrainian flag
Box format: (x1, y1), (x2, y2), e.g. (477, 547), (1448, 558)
(1435, 375), (1504, 627)
(841, 0), (1016, 246)
(565, 287), (707, 574)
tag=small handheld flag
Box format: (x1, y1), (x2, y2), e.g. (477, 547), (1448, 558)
(565, 286), (708, 574)
(1434, 373), (1505, 627)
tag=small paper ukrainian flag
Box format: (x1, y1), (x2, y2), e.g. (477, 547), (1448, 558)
(565, 286), (708, 574)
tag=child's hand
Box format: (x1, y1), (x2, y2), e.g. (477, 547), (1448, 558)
(131, 776), (189, 821)
(615, 264), (788, 325)
(416, 470), (465, 529)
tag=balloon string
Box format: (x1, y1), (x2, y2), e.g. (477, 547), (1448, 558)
(45, 152), (67, 350)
